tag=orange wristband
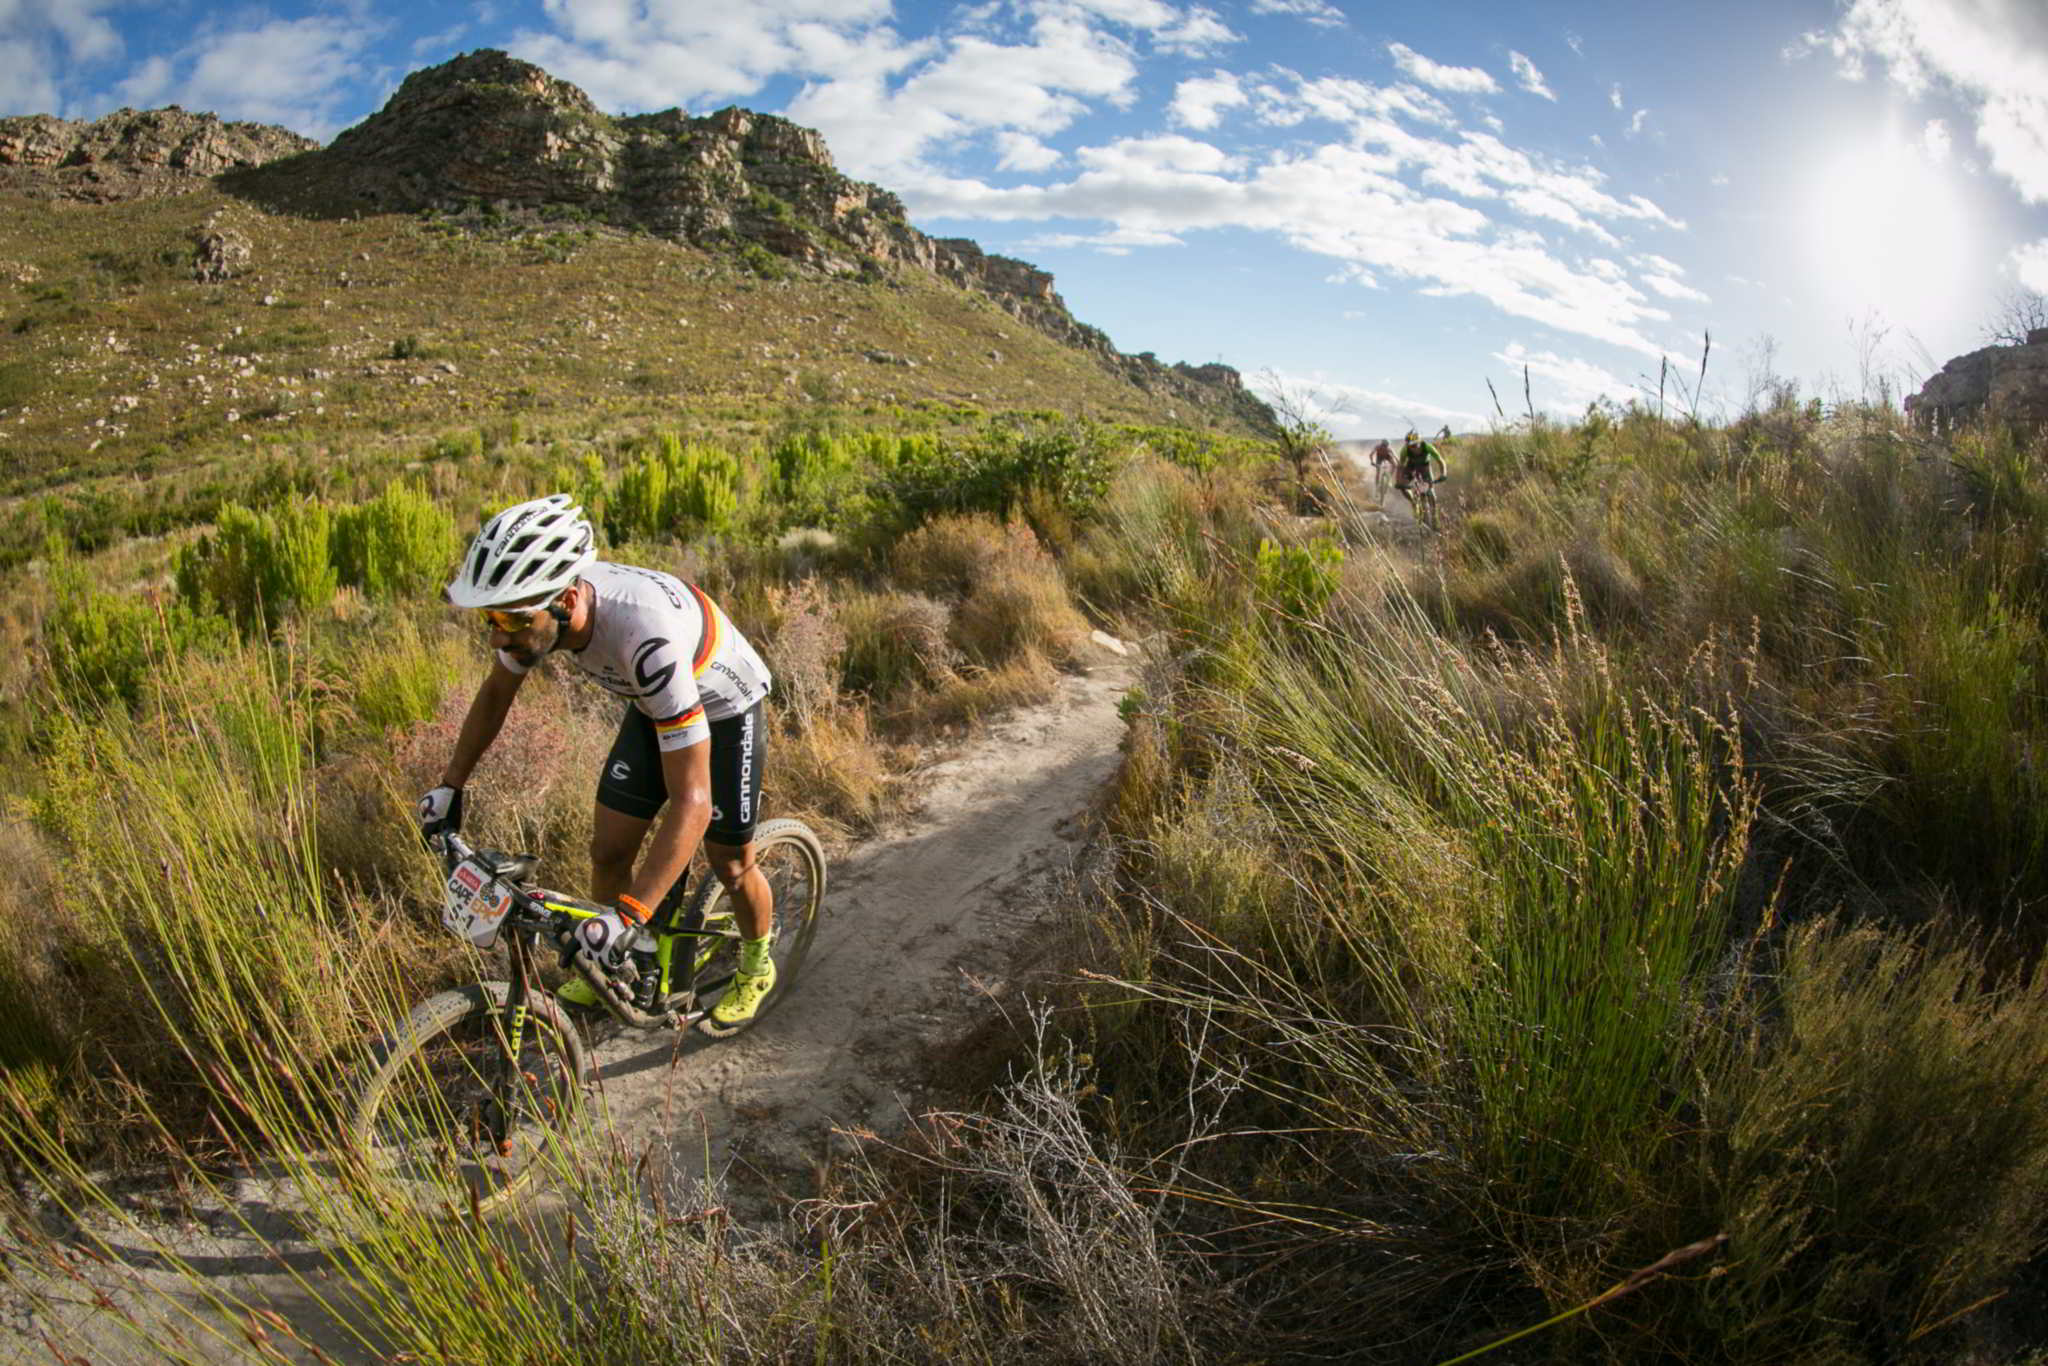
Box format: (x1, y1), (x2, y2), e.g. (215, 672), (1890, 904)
(617, 894), (652, 924)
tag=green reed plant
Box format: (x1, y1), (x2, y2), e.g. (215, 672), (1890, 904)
(1643, 918), (2048, 1363)
(2, 640), (428, 1161)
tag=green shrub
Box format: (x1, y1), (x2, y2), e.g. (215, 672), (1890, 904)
(607, 433), (743, 542)
(40, 559), (234, 707)
(175, 498), (337, 631)
(1252, 536), (1342, 619)
(770, 429), (863, 528)
(882, 420), (1118, 530)
(332, 482), (460, 600)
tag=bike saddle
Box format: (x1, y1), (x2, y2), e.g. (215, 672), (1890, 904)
(473, 848), (540, 883)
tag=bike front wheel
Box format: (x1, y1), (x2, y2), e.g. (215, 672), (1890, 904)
(345, 982), (586, 1219)
(681, 818), (827, 1036)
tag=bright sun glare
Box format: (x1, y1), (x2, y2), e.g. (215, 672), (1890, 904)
(1802, 130), (1984, 339)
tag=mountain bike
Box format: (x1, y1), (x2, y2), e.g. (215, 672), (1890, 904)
(1408, 475), (1446, 532)
(1373, 461), (1392, 500)
(345, 819), (826, 1217)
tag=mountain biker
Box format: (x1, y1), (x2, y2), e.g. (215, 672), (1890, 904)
(1369, 438), (1395, 477)
(1394, 430), (1448, 511)
(416, 494), (778, 1037)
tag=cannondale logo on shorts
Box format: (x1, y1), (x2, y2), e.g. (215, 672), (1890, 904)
(610, 760), (631, 782)
(738, 711), (756, 824)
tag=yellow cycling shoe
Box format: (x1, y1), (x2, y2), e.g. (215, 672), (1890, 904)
(697, 956), (776, 1038)
(556, 975), (603, 1011)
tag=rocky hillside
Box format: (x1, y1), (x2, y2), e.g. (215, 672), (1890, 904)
(0, 107), (315, 203)
(0, 50), (1268, 437)
(1907, 327), (2048, 431)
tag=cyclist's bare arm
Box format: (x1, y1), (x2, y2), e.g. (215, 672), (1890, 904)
(622, 739), (713, 910)
(439, 661), (528, 789)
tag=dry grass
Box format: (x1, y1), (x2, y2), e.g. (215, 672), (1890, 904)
(770, 704), (900, 836)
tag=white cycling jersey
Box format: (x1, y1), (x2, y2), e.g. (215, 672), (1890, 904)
(497, 561), (772, 750)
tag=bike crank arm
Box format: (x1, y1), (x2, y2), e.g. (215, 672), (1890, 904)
(570, 955), (704, 1032)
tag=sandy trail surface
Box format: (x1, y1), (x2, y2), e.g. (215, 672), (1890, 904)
(589, 655), (1133, 1197)
(5, 657), (1136, 1365)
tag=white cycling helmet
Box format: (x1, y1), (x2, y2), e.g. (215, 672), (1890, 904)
(446, 493), (597, 608)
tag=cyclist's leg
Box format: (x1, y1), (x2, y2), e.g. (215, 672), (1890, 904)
(702, 702), (771, 940)
(592, 706), (665, 903)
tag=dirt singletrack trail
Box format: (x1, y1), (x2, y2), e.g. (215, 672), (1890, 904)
(3, 653), (1138, 1365)
(584, 651), (1136, 1201)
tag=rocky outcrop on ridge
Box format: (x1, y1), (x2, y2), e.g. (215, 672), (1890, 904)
(0, 108), (315, 202)
(1907, 328), (2048, 432)
(223, 50), (1272, 430)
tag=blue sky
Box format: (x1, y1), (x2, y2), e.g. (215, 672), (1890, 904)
(5, 0), (2047, 436)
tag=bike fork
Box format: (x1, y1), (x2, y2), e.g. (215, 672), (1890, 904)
(482, 941), (536, 1157)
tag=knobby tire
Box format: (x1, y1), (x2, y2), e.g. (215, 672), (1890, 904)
(346, 982), (586, 1219)
(685, 818), (827, 1034)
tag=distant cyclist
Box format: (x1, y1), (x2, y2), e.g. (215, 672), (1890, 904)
(416, 495), (780, 1037)
(1394, 430), (1448, 512)
(1369, 438), (1395, 485)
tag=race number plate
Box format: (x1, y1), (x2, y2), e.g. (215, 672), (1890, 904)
(442, 858), (512, 948)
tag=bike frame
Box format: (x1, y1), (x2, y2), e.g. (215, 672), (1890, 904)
(433, 831), (737, 1039)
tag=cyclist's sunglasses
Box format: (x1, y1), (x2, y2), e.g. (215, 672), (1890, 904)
(480, 604), (547, 632)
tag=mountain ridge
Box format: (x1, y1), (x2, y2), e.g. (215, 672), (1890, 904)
(0, 50), (1270, 433)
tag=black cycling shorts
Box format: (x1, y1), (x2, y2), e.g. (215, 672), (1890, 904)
(596, 700), (765, 845)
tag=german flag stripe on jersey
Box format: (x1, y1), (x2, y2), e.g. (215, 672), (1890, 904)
(653, 705), (704, 737)
(688, 582), (721, 677)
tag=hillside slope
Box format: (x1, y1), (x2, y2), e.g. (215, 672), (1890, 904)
(0, 51), (1272, 502)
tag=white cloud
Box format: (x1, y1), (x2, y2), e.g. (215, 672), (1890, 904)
(1169, 69), (1246, 130)
(1248, 0), (1345, 29)
(1567, 33), (1585, 58)
(1609, 82), (1622, 109)
(779, 11), (1137, 179)
(0, 42), (57, 114)
(511, 0), (904, 113)
(1387, 42), (1500, 96)
(0, 0), (122, 115)
(2013, 237), (2048, 293)
(1494, 342), (1629, 409)
(411, 21), (474, 62)
(1642, 273), (1710, 303)
(1814, 0), (2048, 203)
(1155, 6), (1238, 54)
(994, 130), (1062, 171)
(1508, 51), (1555, 101)
(1254, 369), (1488, 437)
(904, 134), (1679, 356)
(1077, 133), (1242, 174)
(1923, 117), (1952, 161)
(19, 0), (120, 64)
(1628, 107), (1648, 136)
(1016, 223), (1183, 253)
(108, 14), (382, 136)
